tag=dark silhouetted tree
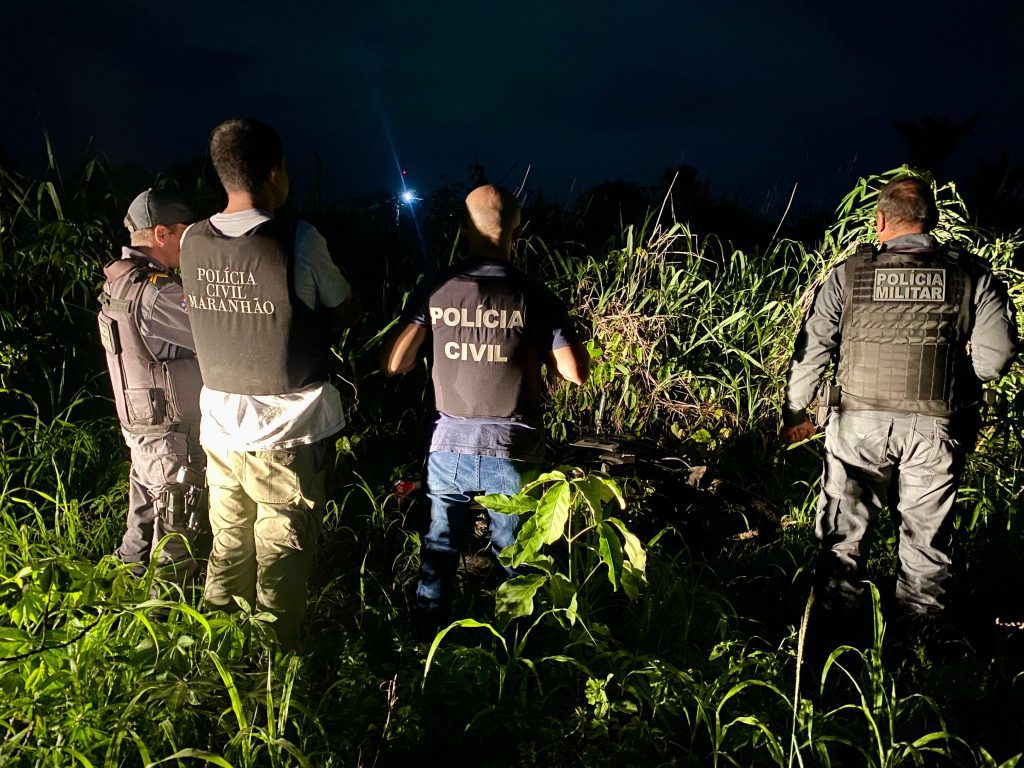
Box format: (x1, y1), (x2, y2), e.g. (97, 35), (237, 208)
(892, 113), (979, 175)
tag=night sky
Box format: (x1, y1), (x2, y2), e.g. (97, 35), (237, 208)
(3, 1), (1022, 213)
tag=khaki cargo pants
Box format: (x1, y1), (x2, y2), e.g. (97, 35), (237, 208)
(204, 438), (332, 650)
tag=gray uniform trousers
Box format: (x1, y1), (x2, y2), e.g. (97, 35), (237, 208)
(816, 409), (967, 615)
(117, 423), (206, 583)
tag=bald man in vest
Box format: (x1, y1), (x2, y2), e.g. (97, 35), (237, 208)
(382, 184), (590, 634)
(782, 176), (1019, 645)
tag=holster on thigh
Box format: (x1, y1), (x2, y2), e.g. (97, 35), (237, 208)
(157, 484), (207, 533)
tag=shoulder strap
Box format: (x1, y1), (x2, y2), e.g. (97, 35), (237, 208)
(940, 244), (975, 335)
(99, 258), (141, 311)
(854, 242), (876, 263)
(103, 260), (162, 364)
(242, 216), (300, 301)
(839, 241), (877, 324)
(285, 218), (300, 303)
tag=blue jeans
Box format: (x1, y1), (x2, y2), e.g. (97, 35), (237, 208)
(415, 451), (539, 615)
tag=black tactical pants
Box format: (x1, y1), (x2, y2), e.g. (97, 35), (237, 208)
(815, 410), (966, 616)
(117, 424), (205, 585)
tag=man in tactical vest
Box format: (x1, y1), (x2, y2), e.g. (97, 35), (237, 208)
(179, 118), (358, 651)
(98, 188), (205, 585)
(381, 184), (591, 633)
(782, 176), (1019, 640)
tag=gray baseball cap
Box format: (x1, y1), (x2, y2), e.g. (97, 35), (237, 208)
(124, 188), (194, 232)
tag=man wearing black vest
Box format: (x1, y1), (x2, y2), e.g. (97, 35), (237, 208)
(179, 118), (358, 650)
(98, 189), (205, 585)
(382, 184), (590, 633)
(782, 176), (1018, 640)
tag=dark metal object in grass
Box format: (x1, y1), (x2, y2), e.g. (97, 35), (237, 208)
(388, 432), (786, 591)
(564, 433), (784, 539)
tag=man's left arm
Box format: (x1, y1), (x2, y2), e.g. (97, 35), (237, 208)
(381, 323), (429, 375)
(142, 278), (196, 352)
(536, 287), (590, 386)
(970, 270), (1020, 381)
(296, 223), (360, 333)
(380, 276), (433, 376)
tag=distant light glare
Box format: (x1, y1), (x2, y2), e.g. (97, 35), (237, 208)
(401, 190), (415, 203)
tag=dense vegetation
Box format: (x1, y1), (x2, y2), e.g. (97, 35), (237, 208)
(1, 157), (1022, 766)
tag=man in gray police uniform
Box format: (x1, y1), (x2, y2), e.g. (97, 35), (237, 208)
(98, 189), (206, 584)
(382, 184), (591, 632)
(782, 176), (1018, 635)
(179, 118), (358, 651)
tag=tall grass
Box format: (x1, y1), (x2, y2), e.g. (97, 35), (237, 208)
(536, 167), (1024, 525)
(0, 155), (1021, 766)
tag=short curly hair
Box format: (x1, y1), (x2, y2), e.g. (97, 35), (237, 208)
(209, 118), (284, 194)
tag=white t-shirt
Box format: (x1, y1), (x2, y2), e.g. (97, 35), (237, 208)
(180, 209), (352, 450)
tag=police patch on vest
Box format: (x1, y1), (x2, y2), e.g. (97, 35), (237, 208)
(186, 267), (276, 314)
(428, 305), (525, 329)
(873, 268), (946, 302)
(429, 305), (524, 364)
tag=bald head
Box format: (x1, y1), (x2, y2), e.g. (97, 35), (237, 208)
(464, 185), (521, 256)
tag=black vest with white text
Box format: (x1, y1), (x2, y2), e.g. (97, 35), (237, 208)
(428, 261), (539, 421)
(179, 218), (329, 395)
(837, 242), (976, 415)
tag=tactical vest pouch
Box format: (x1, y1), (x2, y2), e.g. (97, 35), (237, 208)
(97, 315), (121, 356)
(124, 387), (166, 427)
(157, 487), (190, 529)
(160, 358), (202, 424)
(825, 384), (842, 407)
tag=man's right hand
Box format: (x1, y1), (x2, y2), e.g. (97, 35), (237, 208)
(780, 419), (816, 444)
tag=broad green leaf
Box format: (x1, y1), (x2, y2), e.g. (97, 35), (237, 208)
(547, 573), (576, 610)
(536, 482), (571, 545)
(0, 627), (31, 644)
(501, 520), (543, 568)
(230, 596), (254, 614)
(548, 573), (578, 625)
(502, 481), (571, 568)
(620, 561), (643, 601)
(495, 574), (548, 628)
(606, 517), (646, 573)
(497, 548), (555, 573)
(572, 476), (612, 519)
(518, 469), (568, 495)
(476, 493), (538, 515)
(596, 522), (623, 590)
(584, 474), (626, 509)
